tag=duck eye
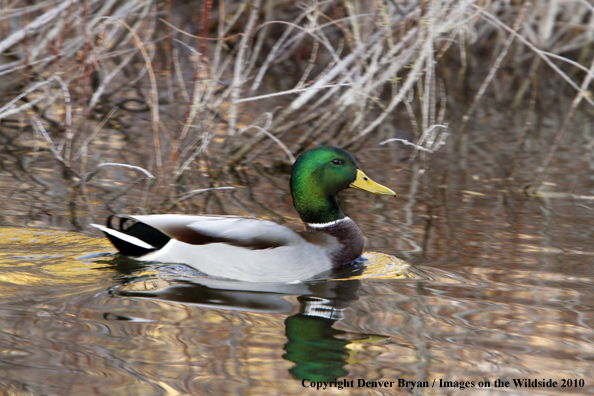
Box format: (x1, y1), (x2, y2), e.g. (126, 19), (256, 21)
(332, 159), (342, 165)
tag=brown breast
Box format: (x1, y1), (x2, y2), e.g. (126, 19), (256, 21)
(301, 218), (364, 267)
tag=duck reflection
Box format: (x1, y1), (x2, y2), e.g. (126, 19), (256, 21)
(103, 254), (397, 382)
(284, 293), (376, 382)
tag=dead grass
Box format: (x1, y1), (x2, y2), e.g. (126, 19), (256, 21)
(0, 0), (593, 225)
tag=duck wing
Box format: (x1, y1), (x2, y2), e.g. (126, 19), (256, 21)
(92, 214), (338, 281)
(93, 214), (305, 253)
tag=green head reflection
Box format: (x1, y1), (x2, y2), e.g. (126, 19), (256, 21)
(283, 313), (350, 381)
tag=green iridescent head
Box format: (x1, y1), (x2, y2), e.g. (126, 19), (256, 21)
(290, 146), (395, 224)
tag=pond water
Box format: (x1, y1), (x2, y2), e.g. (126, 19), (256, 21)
(1, 139), (594, 396)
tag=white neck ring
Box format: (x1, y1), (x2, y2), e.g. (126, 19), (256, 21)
(306, 217), (350, 229)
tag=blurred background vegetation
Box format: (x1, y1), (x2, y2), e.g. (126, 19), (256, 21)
(0, 0), (593, 230)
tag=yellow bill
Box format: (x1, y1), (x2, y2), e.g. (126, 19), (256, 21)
(350, 169), (396, 196)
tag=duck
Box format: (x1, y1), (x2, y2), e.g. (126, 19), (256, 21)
(92, 146), (396, 282)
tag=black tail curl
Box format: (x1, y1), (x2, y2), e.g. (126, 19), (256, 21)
(105, 215), (170, 256)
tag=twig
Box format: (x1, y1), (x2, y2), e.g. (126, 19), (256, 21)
(380, 139), (434, 153)
(240, 125), (295, 163)
(228, 0), (261, 136)
(173, 187), (235, 204)
(237, 83), (358, 103)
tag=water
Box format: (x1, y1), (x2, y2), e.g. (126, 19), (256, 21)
(1, 170), (594, 395)
(1, 98), (594, 394)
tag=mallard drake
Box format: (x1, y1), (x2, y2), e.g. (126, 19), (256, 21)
(92, 146), (395, 282)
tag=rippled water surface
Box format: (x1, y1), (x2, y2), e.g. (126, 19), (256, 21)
(1, 169), (594, 395)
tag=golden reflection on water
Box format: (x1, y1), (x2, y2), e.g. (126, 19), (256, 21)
(0, 227), (116, 299)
